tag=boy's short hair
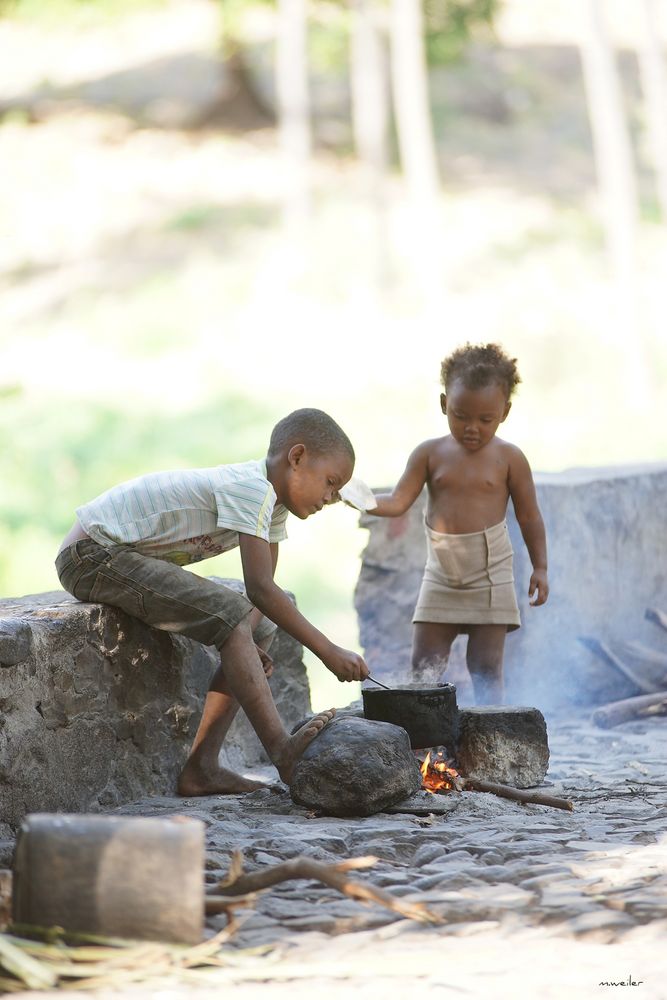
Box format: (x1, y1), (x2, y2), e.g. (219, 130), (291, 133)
(440, 342), (521, 399)
(268, 408), (355, 463)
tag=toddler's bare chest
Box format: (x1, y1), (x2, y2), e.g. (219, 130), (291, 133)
(428, 456), (508, 497)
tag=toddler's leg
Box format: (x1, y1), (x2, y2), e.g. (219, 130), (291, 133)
(466, 625), (507, 705)
(412, 622), (459, 685)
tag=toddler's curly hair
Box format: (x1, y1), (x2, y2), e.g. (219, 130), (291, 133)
(440, 342), (521, 399)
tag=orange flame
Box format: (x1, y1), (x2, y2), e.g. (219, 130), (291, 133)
(420, 750), (461, 793)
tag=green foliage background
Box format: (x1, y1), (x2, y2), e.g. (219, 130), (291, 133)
(2, 0), (667, 708)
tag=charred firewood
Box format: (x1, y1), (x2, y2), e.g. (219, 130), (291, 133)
(578, 636), (659, 694)
(592, 690), (667, 729)
(646, 607), (667, 633)
(618, 639), (667, 674)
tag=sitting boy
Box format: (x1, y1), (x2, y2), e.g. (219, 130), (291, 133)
(367, 344), (548, 704)
(56, 407), (369, 795)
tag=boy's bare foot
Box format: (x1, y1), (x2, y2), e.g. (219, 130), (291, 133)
(274, 708), (336, 784)
(177, 763), (273, 797)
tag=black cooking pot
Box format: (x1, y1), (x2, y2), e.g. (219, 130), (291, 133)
(362, 683), (459, 750)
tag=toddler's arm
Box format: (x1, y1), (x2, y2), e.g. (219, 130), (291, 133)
(239, 534), (368, 682)
(508, 446), (549, 606)
(369, 441), (431, 517)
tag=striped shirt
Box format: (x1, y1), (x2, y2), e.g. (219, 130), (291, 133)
(76, 459), (288, 566)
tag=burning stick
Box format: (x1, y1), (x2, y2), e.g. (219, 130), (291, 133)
(207, 852), (441, 925)
(418, 750), (573, 811)
(463, 778), (574, 812)
(420, 750), (465, 792)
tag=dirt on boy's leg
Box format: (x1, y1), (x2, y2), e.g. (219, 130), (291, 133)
(182, 618), (335, 791)
(177, 644), (272, 796)
(178, 624), (334, 794)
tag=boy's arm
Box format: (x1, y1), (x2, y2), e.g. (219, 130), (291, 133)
(370, 441), (431, 517)
(246, 544), (279, 678)
(246, 543), (279, 634)
(238, 534), (369, 682)
(507, 446), (549, 606)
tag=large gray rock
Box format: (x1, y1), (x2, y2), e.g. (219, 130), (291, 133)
(355, 464), (667, 711)
(0, 582), (310, 830)
(289, 716), (422, 817)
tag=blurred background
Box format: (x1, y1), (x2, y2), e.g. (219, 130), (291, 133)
(1, 0), (666, 709)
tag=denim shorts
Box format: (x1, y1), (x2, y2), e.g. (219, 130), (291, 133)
(55, 538), (276, 649)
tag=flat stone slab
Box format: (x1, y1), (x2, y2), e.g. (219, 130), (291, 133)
(456, 706), (549, 788)
(289, 716), (422, 817)
(383, 789), (461, 815)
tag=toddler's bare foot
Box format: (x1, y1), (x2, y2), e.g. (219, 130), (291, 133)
(177, 762), (273, 797)
(275, 708), (336, 784)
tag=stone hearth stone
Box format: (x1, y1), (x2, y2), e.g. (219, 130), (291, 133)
(455, 706), (549, 788)
(383, 789), (461, 815)
(289, 716), (422, 817)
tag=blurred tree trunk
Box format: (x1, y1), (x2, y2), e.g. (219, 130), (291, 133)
(580, 0), (638, 281)
(212, 3), (274, 129)
(389, 0), (440, 208)
(638, 0), (667, 222)
(349, 0), (391, 286)
(580, 0), (649, 397)
(350, 0), (389, 178)
(275, 0), (312, 228)
(388, 0), (442, 305)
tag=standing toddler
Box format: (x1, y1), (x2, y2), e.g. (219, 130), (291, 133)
(368, 343), (548, 703)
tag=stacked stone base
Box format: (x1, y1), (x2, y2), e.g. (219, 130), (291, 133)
(0, 584), (311, 830)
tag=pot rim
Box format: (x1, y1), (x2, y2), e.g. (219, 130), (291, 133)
(362, 684), (456, 697)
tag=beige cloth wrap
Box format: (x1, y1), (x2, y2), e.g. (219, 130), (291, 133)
(413, 519), (520, 631)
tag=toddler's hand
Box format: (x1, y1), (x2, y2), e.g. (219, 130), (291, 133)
(323, 644), (369, 682)
(529, 569), (549, 606)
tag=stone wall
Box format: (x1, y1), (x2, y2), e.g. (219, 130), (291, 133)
(354, 464), (667, 711)
(0, 582), (311, 831)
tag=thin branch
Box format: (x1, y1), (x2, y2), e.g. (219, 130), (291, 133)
(210, 855), (440, 924)
(464, 779), (574, 812)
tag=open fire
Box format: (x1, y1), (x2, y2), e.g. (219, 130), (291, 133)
(419, 750), (464, 793)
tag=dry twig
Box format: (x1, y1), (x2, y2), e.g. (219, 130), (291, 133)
(209, 851), (440, 924)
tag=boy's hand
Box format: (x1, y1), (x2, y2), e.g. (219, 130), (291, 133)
(529, 569), (549, 606)
(323, 644), (369, 682)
